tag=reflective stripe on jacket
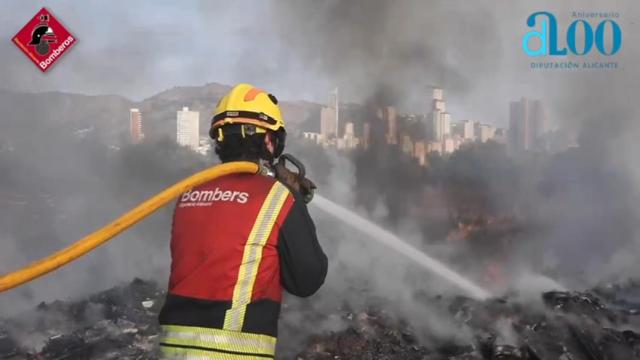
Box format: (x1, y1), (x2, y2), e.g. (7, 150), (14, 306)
(159, 173), (327, 359)
(160, 325), (276, 359)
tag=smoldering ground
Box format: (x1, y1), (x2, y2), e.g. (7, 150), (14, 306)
(277, 115), (640, 355)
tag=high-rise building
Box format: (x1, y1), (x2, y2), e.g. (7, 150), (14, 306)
(383, 106), (398, 145)
(402, 135), (414, 154)
(509, 97), (531, 151)
(441, 112), (452, 137)
(363, 122), (371, 150)
(433, 88), (443, 101)
(476, 123), (496, 143)
(319, 88), (340, 142)
(531, 100), (548, 150)
(177, 106), (200, 151)
(414, 141), (427, 166)
(331, 87), (340, 138)
(452, 120), (474, 141)
(129, 108), (144, 143)
(344, 121), (355, 137)
(430, 110), (453, 141)
(343, 121), (359, 149)
(427, 88), (452, 142)
(430, 110), (442, 141)
(303, 132), (323, 145)
(509, 97), (548, 151)
(461, 120), (474, 140)
(427, 141), (442, 154)
(443, 136), (456, 153)
(320, 106), (337, 141)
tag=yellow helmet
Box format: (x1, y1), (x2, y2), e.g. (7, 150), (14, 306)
(210, 83), (286, 158)
(211, 83), (284, 133)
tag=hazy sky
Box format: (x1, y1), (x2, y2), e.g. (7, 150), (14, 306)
(1, 0), (637, 129)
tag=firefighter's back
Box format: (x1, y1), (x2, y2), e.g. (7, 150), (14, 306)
(159, 172), (293, 359)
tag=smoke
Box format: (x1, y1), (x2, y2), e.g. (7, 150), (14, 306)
(268, 4), (640, 354)
(276, 141), (480, 357)
(1, 0), (640, 357)
(268, 0), (502, 113)
(0, 116), (209, 315)
(269, 0), (640, 272)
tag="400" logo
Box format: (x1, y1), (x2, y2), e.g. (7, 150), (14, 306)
(523, 11), (622, 56)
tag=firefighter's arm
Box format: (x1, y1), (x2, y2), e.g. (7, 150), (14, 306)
(277, 192), (328, 297)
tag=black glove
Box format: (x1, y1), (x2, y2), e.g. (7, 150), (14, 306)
(274, 158), (317, 204)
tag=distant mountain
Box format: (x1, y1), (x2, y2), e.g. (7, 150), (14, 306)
(0, 82), (323, 147)
(147, 83), (232, 103)
(0, 89), (134, 145)
(138, 83), (322, 140)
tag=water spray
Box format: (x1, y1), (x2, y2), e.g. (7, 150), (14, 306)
(312, 196), (491, 300)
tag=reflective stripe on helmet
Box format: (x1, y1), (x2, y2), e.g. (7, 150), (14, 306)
(223, 182), (289, 332)
(213, 111), (278, 126)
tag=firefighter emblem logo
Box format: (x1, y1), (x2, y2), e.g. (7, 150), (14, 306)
(12, 7), (77, 72)
(30, 13), (56, 56)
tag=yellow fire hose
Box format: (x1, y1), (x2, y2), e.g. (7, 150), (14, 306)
(0, 161), (261, 293)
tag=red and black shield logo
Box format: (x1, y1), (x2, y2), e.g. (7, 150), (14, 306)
(12, 7), (77, 72)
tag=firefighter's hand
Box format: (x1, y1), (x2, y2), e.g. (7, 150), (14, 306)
(274, 160), (317, 204)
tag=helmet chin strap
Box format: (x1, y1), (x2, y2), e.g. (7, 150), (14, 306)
(262, 132), (280, 166)
(264, 132), (275, 154)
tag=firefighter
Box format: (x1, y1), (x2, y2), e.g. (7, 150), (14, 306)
(158, 83), (328, 359)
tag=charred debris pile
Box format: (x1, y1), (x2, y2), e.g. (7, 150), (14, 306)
(1, 279), (639, 359)
(0, 279), (163, 360)
(302, 283), (640, 360)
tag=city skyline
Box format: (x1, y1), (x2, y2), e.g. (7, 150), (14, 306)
(304, 88), (511, 167)
(125, 86), (551, 162)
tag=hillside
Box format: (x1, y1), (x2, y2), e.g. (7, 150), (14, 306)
(0, 89), (134, 146)
(0, 83), (323, 147)
(138, 83), (321, 139)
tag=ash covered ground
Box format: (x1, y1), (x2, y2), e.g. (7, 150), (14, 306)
(1, 278), (639, 359)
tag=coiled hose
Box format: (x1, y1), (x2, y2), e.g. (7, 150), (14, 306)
(0, 161), (261, 293)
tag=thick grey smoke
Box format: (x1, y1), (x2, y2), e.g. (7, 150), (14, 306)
(268, 0), (501, 113)
(269, 0), (640, 273)
(0, 96), (210, 315)
(268, 0), (639, 124)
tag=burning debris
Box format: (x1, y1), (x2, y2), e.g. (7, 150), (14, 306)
(300, 283), (640, 360)
(1, 278), (164, 359)
(1, 279), (639, 359)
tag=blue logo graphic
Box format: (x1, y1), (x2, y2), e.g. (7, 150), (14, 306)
(523, 11), (622, 57)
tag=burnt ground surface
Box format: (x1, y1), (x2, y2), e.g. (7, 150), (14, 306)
(1, 278), (639, 360)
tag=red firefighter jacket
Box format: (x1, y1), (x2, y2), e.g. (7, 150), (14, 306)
(158, 172), (327, 359)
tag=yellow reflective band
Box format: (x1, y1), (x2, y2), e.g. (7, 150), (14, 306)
(160, 325), (276, 356)
(160, 345), (271, 360)
(223, 182), (289, 331)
